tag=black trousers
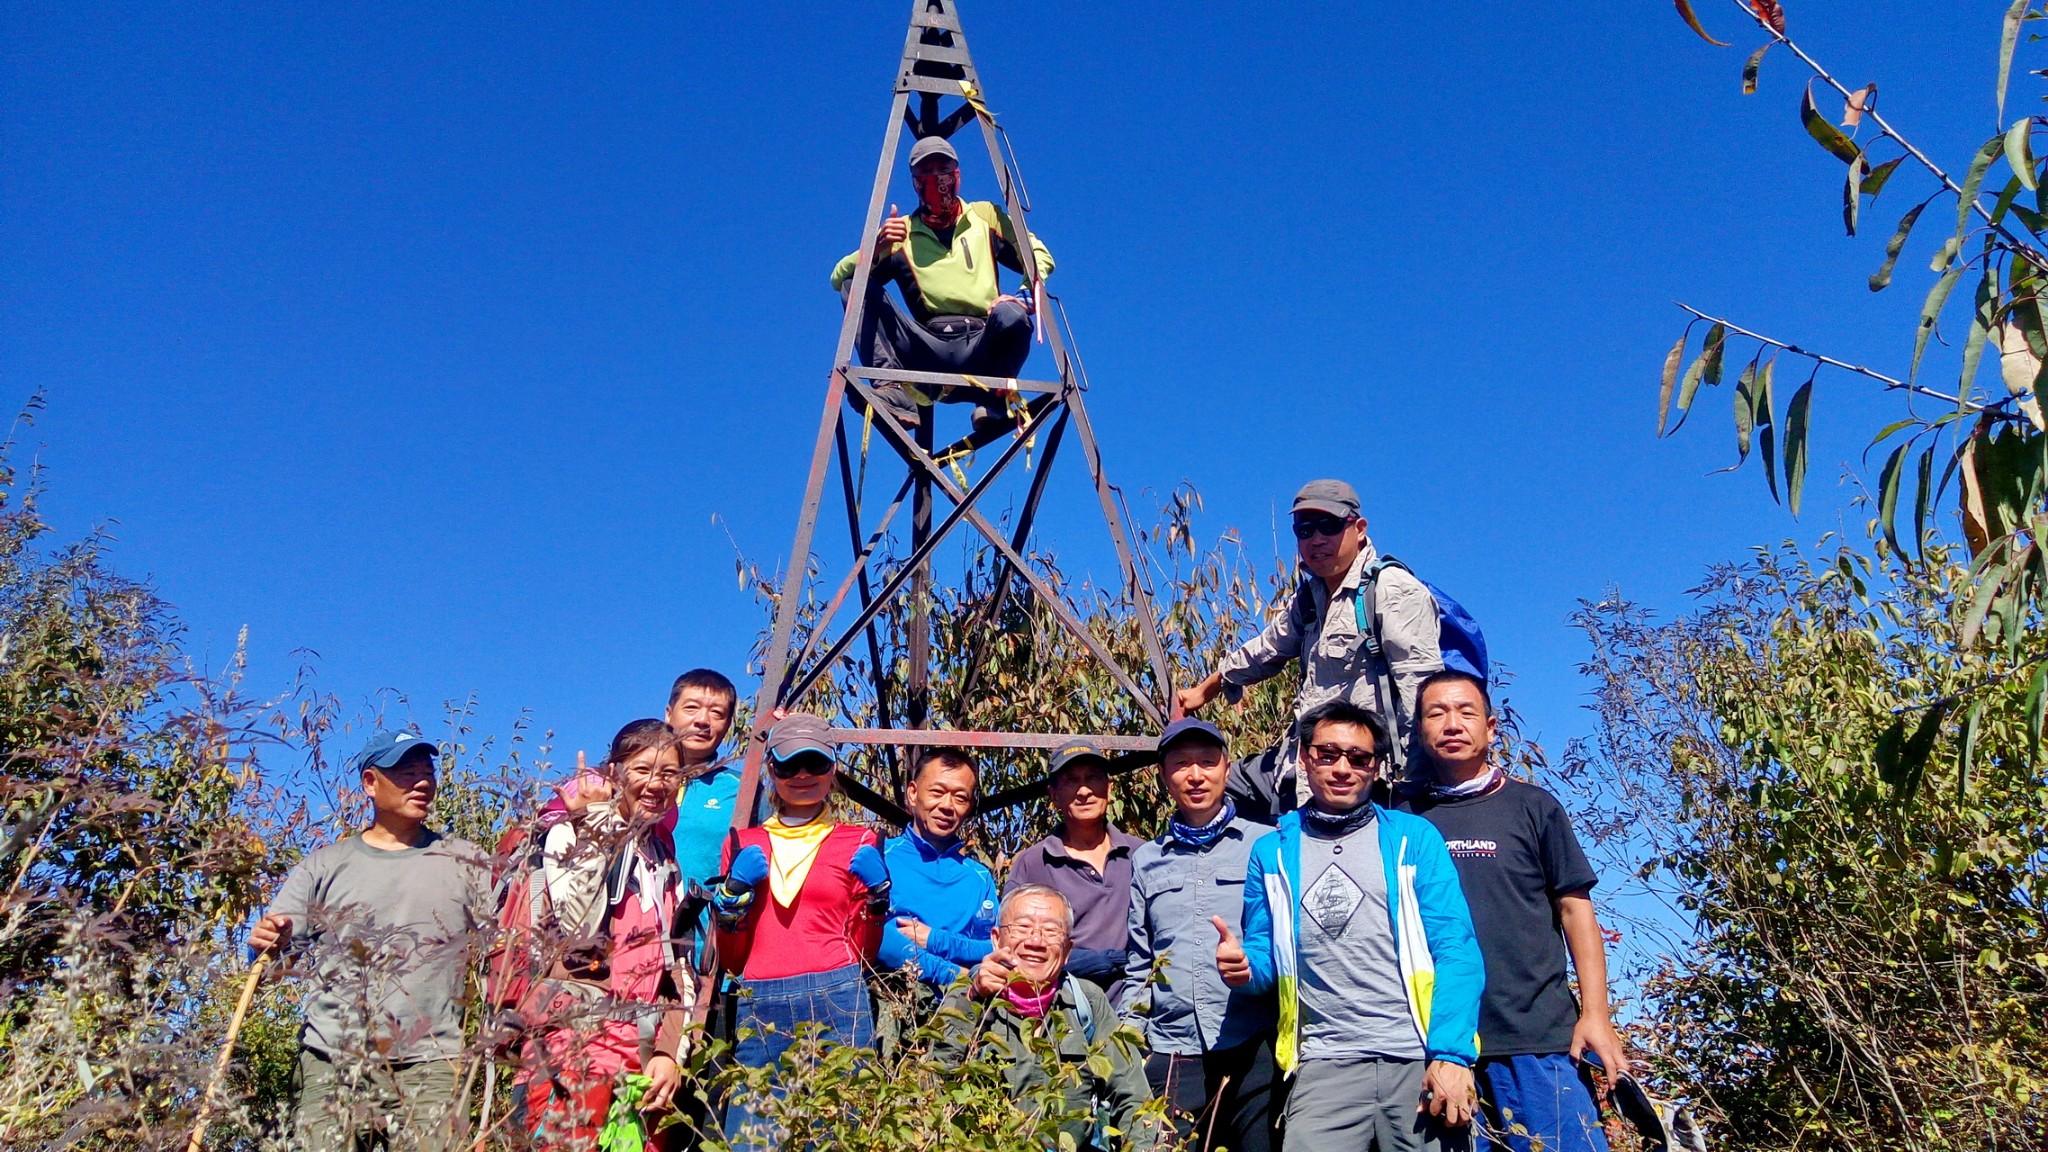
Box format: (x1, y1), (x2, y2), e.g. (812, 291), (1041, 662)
(1146, 1035), (1288, 1152)
(857, 284), (1033, 401)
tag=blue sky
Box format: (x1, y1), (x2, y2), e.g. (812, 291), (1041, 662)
(1, 0), (2003, 784)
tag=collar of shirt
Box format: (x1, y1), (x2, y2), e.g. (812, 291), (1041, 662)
(908, 205), (976, 246)
(1158, 817), (1250, 853)
(1043, 826), (1140, 863)
(906, 826), (967, 862)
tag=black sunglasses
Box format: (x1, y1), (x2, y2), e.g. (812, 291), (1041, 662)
(769, 756), (835, 780)
(1306, 742), (1379, 770)
(1292, 516), (1353, 540)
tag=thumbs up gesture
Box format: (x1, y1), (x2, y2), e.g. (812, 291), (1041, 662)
(1212, 915), (1251, 987)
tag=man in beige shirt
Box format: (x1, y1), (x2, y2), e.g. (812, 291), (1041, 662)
(1177, 479), (1442, 822)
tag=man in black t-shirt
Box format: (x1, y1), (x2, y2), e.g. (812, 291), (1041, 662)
(1395, 670), (1626, 1152)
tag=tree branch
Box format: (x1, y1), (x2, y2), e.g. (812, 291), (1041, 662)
(1674, 302), (1978, 409)
(1727, 0), (2048, 271)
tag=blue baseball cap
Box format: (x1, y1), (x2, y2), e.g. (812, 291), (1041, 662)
(352, 729), (437, 774)
(1158, 717), (1227, 755)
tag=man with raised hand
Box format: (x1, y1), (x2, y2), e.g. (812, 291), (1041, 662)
(830, 134), (1055, 434)
(1395, 670), (1624, 1152)
(1006, 740), (1143, 991)
(876, 746), (1000, 1051)
(935, 886), (1165, 1152)
(1121, 718), (1282, 1152)
(1176, 480), (1443, 823)
(249, 729), (491, 1152)
(1219, 700), (1484, 1152)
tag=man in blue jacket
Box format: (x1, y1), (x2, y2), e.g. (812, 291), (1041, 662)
(1217, 699), (1485, 1152)
(877, 747), (1000, 1047)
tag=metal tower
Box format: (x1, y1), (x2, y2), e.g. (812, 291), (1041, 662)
(731, 0), (1172, 828)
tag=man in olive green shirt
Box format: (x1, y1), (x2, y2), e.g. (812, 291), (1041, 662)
(830, 134), (1055, 433)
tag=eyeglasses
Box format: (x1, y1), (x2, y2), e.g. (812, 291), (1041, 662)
(626, 767), (684, 787)
(769, 756), (835, 780)
(1306, 743), (1379, 770)
(1291, 516), (1353, 540)
(997, 920), (1070, 944)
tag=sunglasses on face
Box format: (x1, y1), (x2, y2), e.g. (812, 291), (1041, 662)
(1306, 742), (1379, 770)
(1292, 516), (1352, 540)
(769, 755), (834, 780)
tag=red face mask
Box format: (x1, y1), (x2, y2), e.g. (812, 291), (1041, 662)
(913, 164), (962, 228)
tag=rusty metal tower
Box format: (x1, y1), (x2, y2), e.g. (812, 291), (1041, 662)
(731, 0), (1172, 828)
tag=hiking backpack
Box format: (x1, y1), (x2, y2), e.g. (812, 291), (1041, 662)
(1357, 556), (1489, 682)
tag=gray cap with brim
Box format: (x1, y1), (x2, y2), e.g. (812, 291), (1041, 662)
(907, 135), (959, 168)
(1292, 478), (1361, 519)
(766, 713), (837, 763)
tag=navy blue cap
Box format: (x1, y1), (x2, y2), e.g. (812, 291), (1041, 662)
(1045, 738), (1111, 781)
(1158, 717), (1227, 755)
(352, 729), (437, 773)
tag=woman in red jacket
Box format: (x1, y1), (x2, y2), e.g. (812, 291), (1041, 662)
(710, 713), (890, 1147)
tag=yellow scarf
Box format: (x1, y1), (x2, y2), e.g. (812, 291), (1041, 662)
(764, 815), (835, 907)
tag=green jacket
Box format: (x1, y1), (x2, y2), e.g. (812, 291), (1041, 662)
(830, 201), (1054, 320)
(929, 980), (1163, 1152)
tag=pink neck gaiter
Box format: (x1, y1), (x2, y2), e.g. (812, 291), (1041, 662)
(1001, 979), (1058, 1019)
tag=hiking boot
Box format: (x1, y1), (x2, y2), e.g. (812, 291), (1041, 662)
(970, 405), (1012, 438)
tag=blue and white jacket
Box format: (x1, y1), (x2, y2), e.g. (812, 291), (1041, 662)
(1239, 806), (1485, 1074)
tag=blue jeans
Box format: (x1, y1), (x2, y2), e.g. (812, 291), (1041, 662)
(1474, 1053), (1609, 1152)
(723, 966), (874, 1149)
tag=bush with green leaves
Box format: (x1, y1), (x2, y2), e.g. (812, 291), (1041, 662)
(1569, 535), (2048, 1150)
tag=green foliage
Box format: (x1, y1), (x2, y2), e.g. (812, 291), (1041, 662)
(1662, 2), (2048, 758)
(1569, 537), (2048, 1150)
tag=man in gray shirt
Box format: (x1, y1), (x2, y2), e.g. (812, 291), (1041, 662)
(1217, 700), (1485, 1152)
(249, 729), (492, 1152)
(1120, 718), (1281, 1152)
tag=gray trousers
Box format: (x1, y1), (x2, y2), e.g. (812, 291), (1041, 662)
(292, 1047), (459, 1152)
(1285, 1057), (1470, 1152)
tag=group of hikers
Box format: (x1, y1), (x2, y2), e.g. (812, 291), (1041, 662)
(247, 140), (1627, 1152)
(253, 482), (1628, 1152)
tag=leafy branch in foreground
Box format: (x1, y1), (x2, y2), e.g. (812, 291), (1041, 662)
(1659, 0), (2048, 736)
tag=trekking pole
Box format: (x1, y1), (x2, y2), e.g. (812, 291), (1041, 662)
(184, 951), (272, 1152)
(472, 1061), (497, 1152)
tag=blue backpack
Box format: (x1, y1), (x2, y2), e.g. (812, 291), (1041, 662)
(1356, 557), (1489, 681)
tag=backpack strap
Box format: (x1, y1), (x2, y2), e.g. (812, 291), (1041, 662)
(1064, 973), (1099, 1044)
(1356, 556), (1411, 774)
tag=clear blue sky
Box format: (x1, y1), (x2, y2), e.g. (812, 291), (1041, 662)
(1, 2), (1998, 774)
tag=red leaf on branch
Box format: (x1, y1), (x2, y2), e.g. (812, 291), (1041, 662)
(1751, 0), (1787, 35)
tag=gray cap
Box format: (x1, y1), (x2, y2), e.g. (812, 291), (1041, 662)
(765, 713), (836, 763)
(1292, 479), (1361, 519)
(906, 135), (958, 168)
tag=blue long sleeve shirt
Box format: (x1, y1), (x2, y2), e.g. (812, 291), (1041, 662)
(877, 829), (1000, 987)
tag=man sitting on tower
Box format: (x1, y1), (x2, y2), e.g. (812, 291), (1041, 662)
(830, 134), (1055, 434)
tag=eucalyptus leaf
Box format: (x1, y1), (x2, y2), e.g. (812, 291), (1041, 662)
(1658, 332), (1688, 437)
(1878, 441), (1909, 553)
(1785, 378), (1814, 516)
(1871, 199), (1928, 292)
(1861, 156), (1905, 199)
(1844, 153), (1868, 235)
(1914, 260), (1967, 383)
(2000, 0), (2030, 122)
(1801, 83), (1863, 164)
(2006, 116), (2038, 192)
(1956, 699), (1982, 800)
(1959, 258), (2000, 411)
(1743, 43), (1770, 95)
(1957, 135), (2007, 242)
